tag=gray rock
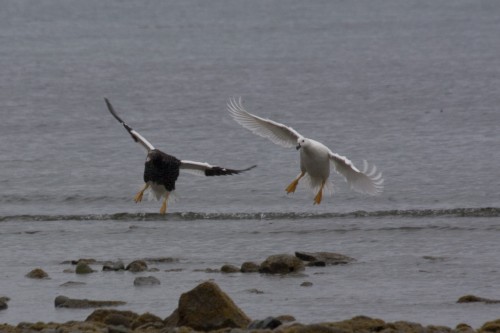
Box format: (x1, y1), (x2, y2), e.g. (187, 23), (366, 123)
(301, 281), (313, 287)
(26, 268), (49, 279)
(240, 261), (260, 273)
(221, 264), (240, 273)
(75, 262), (95, 274)
(248, 317), (282, 330)
(193, 268), (219, 273)
(59, 281), (86, 287)
(259, 254), (305, 274)
(55, 295), (126, 308)
(165, 268), (184, 272)
(295, 251), (356, 265)
(103, 260), (125, 271)
(126, 260), (148, 272)
(133, 276), (161, 286)
(457, 295), (500, 304)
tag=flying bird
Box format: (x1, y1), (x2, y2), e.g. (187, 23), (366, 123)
(227, 97), (383, 205)
(105, 98), (256, 214)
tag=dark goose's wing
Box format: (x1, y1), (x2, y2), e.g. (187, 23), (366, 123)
(180, 160), (256, 176)
(104, 98), (155, 152)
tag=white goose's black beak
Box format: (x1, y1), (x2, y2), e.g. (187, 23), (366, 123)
(296, 144), (301, 150)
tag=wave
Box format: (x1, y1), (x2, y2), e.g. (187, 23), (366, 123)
(0, 207), (498, 222)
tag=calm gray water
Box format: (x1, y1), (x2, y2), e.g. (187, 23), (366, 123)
(1, 0), (500, 328)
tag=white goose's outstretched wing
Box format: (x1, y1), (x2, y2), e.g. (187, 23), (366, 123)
(328, 151), (384, 195)
(180, 160), (256, 176)
(227, 97), (302, 149)
(104, 98), (155, 152)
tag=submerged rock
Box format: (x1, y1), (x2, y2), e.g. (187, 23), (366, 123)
(246, 288), (264, 294)
(221, 264), (240, 273)
(133, 276), (161, 286)
(26, 268), (49, 279)
(141, 257), (179, 264)
(259, 254), (305, 274)
(103, 260), (125, 271)
(165, 281), (251, 331)
(55, 295), (126, 308)
(295, 251), (356, 266)
(301, 281), (313, 287)
(193, 268), (219, 273)
(458, 295), (500, 304)
(240, 261), (260, 273)
(126, 260), (148, 272)
(59, 281), (86, 287)
(75, 262), (95, 274)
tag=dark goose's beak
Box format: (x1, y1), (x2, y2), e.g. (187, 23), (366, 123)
(296, 144), (301, 150)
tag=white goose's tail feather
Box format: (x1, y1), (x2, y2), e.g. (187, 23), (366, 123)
(303, 173), (334, 196)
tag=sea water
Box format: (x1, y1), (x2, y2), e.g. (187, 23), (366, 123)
(1, 0), (500, 327)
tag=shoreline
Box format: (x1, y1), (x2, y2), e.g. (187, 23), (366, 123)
(1, 281), (499, 333)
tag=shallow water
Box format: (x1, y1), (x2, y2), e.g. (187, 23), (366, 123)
(1, 0), (500, 328)
(1, 212), (500, 327)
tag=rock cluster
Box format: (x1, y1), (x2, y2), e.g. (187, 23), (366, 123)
(133, 276), (161, 286)
(0, 281), (499, 333)
(220, 251), (355, 275)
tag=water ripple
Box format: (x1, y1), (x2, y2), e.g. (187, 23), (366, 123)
(0, 207), (498, 222)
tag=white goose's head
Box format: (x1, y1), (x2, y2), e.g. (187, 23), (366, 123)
(296, 137), (310, 150)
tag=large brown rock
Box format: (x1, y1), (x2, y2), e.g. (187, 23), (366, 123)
(259, 254), (305, 274)
(479, 319), (500, 333)
(165, 281), (251, 331)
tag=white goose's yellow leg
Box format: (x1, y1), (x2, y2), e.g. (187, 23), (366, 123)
(285, 171), (306, 194)
(313, 180), (326, 205)
(134, 183), (150, 203)
(159, 192), (170, 215)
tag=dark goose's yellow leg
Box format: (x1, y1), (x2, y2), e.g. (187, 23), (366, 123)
(134, 183), (150, 203)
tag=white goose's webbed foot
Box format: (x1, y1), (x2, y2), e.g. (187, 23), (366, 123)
(286, 171), (305, 194)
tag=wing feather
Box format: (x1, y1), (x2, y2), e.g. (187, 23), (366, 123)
(180, 160), (257, 177)
(104, 98), (155, 152)
(328, 151), (384, 195)
(227, 97), (302, 148)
